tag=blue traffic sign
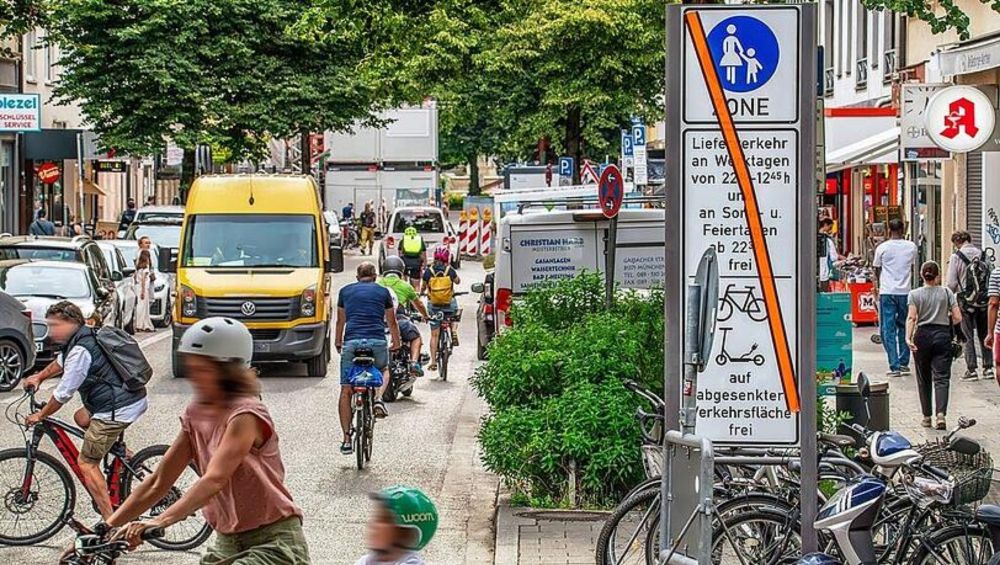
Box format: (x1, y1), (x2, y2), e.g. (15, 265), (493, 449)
(558, 156), (574, 178)
(632, 124), (646, 147)
(621, 131), (634, 157)
(707, 16), (780, 93)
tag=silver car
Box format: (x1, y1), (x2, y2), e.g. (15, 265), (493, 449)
(378, 206), (461, 271)
(97, 241), (138, 334)
(104, 240), (173, 327)
(0, 289), (35, 391)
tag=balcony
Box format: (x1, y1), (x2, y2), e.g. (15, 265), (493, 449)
(855, 58), (868, 90)
(824, 67), (834, 97)
(883, 50), (897, 84)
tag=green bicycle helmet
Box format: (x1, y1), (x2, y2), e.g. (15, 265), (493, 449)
(373, 486), (438, 550)
(404, 226), (418, 237)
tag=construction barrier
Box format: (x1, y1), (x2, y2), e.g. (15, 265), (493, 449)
(458, 211), (468, 255)
(480, 208), (493, 256)
(466, 206), (480, 257)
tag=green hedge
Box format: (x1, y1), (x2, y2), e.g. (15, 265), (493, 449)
(473, 272), (664, 507)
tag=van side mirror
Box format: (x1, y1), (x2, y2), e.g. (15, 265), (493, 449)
(158, 247), (177, 274)
(857, 372), (871, 399)
(327, 244), (344, 273)
(471, 283), (485, 294)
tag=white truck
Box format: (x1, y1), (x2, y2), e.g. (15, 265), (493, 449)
(323, 105), (439, 214)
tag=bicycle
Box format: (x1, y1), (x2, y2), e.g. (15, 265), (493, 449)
(0, 389), (211, 550)
(431, 291), (466, 382)
(60, 518), (164, 564)
(348, 347), (380, 470)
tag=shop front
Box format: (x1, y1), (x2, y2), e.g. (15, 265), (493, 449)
(0, 135), (16, 233)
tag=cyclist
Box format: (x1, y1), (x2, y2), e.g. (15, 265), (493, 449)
(355, 486), (438, 565)
(400, 225), (427, 293)
(22, 301), (148, 520)
(342, 201), (355, 222)
(336, 261), (401, 452)
(108, 318), (310, 563)
(423, 246), (461, 372)
(379, 255), (431, 377)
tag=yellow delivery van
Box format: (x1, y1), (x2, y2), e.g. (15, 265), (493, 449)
(162, 175), (343, 378)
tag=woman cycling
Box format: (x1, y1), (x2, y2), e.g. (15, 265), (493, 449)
(107, 317), (310, 563)
(422, 245), (460, 372)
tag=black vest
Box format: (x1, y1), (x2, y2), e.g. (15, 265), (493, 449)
(63, 327), (146, 417)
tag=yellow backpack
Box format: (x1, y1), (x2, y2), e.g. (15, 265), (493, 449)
(427, 266), (455, 306)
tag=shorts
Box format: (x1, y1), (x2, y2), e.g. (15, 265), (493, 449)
(201, 516), (310, 565)
(81, 419), (130, 464)
(428, 300), (459, 329)
(399, 318), (421, 343)
(994, 332), (1000, 366)
(340, 339), (388, 385)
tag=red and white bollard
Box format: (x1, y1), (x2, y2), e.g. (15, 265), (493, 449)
(466, 208), (480, 257)
(480, 217), (492, 256)
(458, 211), (468, 256)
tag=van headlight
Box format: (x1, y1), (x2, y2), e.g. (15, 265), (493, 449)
(181, 285), (197, 318)
(300, 285), (317, 317)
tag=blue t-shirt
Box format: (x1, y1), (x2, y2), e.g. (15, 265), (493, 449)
(338, 282), (394, 342)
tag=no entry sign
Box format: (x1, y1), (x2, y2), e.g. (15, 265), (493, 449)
(598, 165), (624, 218)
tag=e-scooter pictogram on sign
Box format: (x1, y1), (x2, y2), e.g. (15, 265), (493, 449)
(715, 327), (765, 367)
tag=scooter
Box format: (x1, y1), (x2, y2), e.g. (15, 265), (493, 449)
(715, 326), (765, 366)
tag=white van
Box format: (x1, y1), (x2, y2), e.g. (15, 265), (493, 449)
(490, 208), (665, 327)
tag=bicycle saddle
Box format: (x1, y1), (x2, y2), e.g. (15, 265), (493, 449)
(818, 433), (856, 448)
(976, 504), (1000, 527)
(353, 347), (374, 357)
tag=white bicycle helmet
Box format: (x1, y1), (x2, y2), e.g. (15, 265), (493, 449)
(177, 317), (253, 366)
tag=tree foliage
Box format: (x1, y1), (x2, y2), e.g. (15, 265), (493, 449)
(863, 0), (998, 40)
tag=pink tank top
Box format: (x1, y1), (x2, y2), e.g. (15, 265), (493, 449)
(180, 397), (303, 534)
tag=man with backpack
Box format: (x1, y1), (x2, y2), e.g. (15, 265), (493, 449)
(400, 226), (428, 293)
(947, 231), (993, 381)
(423, 246), (461, 373)
(22, 301), (150, 519)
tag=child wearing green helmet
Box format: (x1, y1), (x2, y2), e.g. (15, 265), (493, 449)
(356, 485), (438, 565)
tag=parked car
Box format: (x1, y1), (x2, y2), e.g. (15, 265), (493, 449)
(0, 289), (35, 391)
(379, 206), (460, 271)
(471, 271), (496, 361)
(0, 235), (115, 289)
(124, 219), (183, 250)
(105, 239), (173, 328)
(323, 210), (343, 248)
(97, 241), (137, 334)
(0, 260), (118, 368)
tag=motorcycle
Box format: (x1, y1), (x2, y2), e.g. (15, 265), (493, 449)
(383, 312), (430, 403)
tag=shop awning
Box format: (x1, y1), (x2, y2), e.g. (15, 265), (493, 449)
(935, 31), (1000, 77)
(82, 178), (106, 196)
(826, 127), (899, 172)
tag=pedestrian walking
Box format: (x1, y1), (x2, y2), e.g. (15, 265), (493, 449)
(118, 198), (137, 232)
(946, 230), (993, 380)
(906, 261), (963, 430)
(133, 237), (155, 332)
(818, 217), (843, 292)
(360, 201), (377, 255)
(984, 267), (1000, 388)
(108, 318), (310, 564)
(873, 219), (918, 378)
(28, 208), (56, 236)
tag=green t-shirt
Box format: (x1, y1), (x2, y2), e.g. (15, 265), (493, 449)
(379, 274), (418, 315)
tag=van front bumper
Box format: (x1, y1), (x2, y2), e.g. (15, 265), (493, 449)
(172, 322), (328, 362)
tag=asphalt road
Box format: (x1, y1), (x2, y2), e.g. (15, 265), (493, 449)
(0, 253), (498, 564)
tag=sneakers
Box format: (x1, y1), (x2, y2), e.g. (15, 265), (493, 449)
(961, 370), (979, 382)
(935, 413), (947, 431)
(983, 367), (995, 379)
(341, 440), (354, 455)
(899, 365), (912, 375)
(374, 400), (389, 419)
(411, 362), (424, 377)
(921, 417), (933, 428)
(887, 370), (902, 378)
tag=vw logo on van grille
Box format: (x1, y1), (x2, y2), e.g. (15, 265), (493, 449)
(241, 301), (257, 317)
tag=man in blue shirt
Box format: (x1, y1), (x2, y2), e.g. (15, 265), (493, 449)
(342, 202), (354, 222)
(335, 261), (400, 455)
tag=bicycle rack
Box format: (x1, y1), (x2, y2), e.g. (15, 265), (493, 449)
(658, 431), (715, 565)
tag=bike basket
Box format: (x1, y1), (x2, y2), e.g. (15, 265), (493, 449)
(916, 440), (993, 505)
(348, 366), (383, 388)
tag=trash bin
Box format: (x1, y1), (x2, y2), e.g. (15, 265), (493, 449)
(835, 382), (889, 444)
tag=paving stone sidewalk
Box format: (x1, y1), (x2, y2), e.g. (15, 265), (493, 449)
(493, 326), (1000, 564)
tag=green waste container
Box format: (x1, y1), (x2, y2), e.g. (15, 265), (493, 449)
(835, 382), (889, 444)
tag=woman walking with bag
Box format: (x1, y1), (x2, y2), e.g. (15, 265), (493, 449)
(133, 238), (155, 332)
(906, 261), (963, 430)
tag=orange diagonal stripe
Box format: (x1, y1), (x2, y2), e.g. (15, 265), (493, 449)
(685, 11), (800, 413)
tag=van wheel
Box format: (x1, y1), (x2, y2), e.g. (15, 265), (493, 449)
(171, 350), (185, 378)
(306, 337), (330, 378)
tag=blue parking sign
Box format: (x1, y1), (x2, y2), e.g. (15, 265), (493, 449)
(621, 131), (634, 157)
(632, 124), (646, 147)
(558, 156), (574, 178)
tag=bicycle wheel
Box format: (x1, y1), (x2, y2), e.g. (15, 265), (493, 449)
(124, 444), (213, 551)
(364, 397), (374, 464)
(912, 524), (994, 564)
(595, 486), (659, 565)
(355, 401), (366, 471)
(439, 332), (451, 382)
(711, 509), (801, 565)
(0, 448), (75, 545)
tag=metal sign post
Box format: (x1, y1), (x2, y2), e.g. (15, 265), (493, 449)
(665, 3), (818, 557)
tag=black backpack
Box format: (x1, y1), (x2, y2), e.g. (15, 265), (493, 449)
(955, 251), (992, 311)
(94, 326), (152, 392)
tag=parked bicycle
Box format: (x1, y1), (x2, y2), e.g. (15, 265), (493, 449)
(347, 347), (381, 470)
(0, 389), (211, 550)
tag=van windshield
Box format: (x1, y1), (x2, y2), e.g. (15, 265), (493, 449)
(392, 211), (444, 233)
(182, 214), (318, 268)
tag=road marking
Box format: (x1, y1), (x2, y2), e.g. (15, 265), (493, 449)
(137, 330), (172, 349)
(685, 10), (800, 413)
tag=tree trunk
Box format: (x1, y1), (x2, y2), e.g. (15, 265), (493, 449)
(467, 155), (481, 196)
(299, 128), (311, 175)
(180, 147), (196, 204)
(566, 105), (582, 184)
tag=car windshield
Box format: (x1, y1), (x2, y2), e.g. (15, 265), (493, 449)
(115, 244), (162, 272)
(0, 266), (91, 299)
(135, 211), (183, 223)
(392, 211), (444, 233)
(182, 214), (318, 268)
(126, 224), (182, 248)
(0, 246), (79, 262)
